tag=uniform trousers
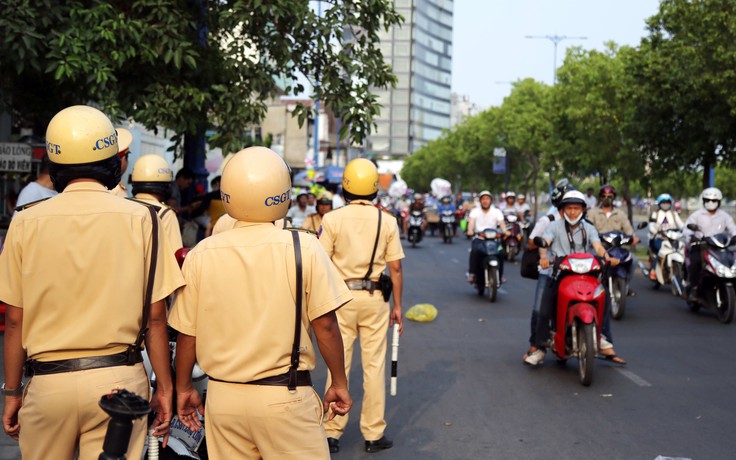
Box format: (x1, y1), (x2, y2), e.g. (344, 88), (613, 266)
(18, 363), (149, 460)
(324, 290), (389, 441)
(205, 381), (329, 460)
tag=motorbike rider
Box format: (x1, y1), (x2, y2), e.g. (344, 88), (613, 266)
(170, 147), (353, 459)
(466, 191), (508, 284)
(0, 106), (184, 458)
(517, 193), (531, 218)
(403, 192), (428, 236)
(500, 191), (519, 215)
(647, 193), (684, 280)
(683, 187), (736, 302)
(523, 180), (574, 364)
(130, 154), (184, 252)
(525, 190), (619, 366)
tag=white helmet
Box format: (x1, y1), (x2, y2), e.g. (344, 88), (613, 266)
(221, 147), (291, 222)
(479, 190), (492, 199)
(506, 191), (516, 199)
(518, 193), (526, 200)
(702, 187), (723, 211)
(560, 190), (587, 209)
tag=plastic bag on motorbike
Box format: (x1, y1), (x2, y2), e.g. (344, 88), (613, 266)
(405, 303), (438, 322)
(388, 180), (408, 198)
(430, 178), (452, 197)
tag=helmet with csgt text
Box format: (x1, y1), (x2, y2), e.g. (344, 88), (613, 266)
(46, 105), (119, 165)
(131, 154), (174, 198)
(560, 190), (587, 209)
(221, 147), (292, 222)
(342, 158), (379, 197)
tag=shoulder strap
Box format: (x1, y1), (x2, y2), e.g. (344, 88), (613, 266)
(159, 207), (174, 219)
(288, 230), (303, 391)
(547, 213), (555, 222)
(364, 207), (382, 281)
(564, 220), (587, 253)
(14, 197), (51, 213)
(126, 197), (163, 212)
(132, 205), (159, 353)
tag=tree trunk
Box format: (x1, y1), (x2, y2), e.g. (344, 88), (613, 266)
(622, 177), (633, 225)
(702, 157), (712, 189)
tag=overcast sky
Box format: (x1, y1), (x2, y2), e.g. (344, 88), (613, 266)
(451, 0), (662, 108)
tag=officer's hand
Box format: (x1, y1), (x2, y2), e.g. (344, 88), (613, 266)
(390, 305), (404, 335)
(176, 388), (204, 432)
(2, 395), (22, 440)
(540, 257), (550, 270)
(323, 385), (352, 420)
(150, 389), (174, 447)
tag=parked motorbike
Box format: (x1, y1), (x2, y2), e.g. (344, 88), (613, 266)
(472, 228), (504, 302)
(440, 210), (456, 244)
(648, 229), (686, 297)
(503, 212), (523, 261)
(407, 210), (425, 248)
(600, 231), (634, 320)
(685, 224), (736, 324)
(534, 237), (606, 386)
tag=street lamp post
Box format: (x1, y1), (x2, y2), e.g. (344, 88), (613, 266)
(525, 34), (587, 84)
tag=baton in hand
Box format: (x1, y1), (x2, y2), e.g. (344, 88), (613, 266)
(390, 323), (400, 396)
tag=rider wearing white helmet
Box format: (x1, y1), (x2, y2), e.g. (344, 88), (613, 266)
(647, 193), (684, 279)
(466, 191), (507, 284)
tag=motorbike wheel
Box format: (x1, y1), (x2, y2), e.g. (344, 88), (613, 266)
(670, 262), (684, 298)
(487, 266), (498, 303)
(716, 284), (736, 324)
(577, 323), (595, 387)
(611, 277), (627, 320)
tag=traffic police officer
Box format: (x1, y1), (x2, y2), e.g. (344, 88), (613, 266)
(303, 191), (333, 232)
(110, 127), (132, 197)
(0, 105), (184, 459)
(131, 154), (184, 251)
(169, 147), (353, 460)
(320, 158), (405, 454)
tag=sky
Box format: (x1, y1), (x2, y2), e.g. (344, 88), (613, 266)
(451, 0), (663, 108)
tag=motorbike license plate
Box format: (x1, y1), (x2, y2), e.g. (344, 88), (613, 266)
(442, 216), (454, 223)
(169, 415), (206, 452)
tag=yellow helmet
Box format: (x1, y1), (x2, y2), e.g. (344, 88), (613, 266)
(131, 154), (173, 182)
(46, 105), (118, 165)
(221, 147), (291, 222)
(116, 128), (133, 156)
(342, 158), (378, 196)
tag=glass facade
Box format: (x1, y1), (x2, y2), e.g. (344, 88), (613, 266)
(366, 0), (453, 158)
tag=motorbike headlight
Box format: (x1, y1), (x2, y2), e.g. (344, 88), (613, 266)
(709, 257), (736, 278)
(568, 258), (594, 274)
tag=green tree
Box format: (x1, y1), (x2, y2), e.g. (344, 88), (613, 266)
(0, 0), (402, 154)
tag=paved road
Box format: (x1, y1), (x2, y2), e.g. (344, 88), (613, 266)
(2, 231), (735, 459)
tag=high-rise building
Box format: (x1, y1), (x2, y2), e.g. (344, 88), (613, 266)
(451, 93), (483, 127)
(366, 0), (453, 159)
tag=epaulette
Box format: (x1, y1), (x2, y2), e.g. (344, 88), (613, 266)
(126, 197), (162, 211)
(14, 197), (51, 213)
(285, 227), (318, 237)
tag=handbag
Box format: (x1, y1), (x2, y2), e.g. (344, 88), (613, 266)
(366, 208), (393, 302)
(519, 214), (556, 280)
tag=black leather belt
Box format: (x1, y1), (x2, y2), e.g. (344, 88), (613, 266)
(25, 350), (143, 377)
(209, 370), (312, 387)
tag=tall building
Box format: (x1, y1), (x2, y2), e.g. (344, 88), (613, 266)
(451, 93), (483, 127)
(366, 0), (453, 159)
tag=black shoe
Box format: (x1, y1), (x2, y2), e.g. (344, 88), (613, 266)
(365, 436), (393, 453)
(327, 437), (340, 454)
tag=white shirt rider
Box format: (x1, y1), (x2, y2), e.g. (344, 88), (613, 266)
(469, 205), (505, 234)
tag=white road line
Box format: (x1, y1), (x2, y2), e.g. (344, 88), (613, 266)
(615, 368), (652, 387)
(451, 258), (460, 264)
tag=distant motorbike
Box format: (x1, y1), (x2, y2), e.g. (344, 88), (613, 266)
(440, 210), (456, 244)
(648, 229), (686, 297)
(407, 210), (425, 248)
(503, 212), (523, 261)
(472, 228), (504, 302)
(600, 231), (634, 320)
(534, 237), (606, 386)
(685, 224), (736, 324)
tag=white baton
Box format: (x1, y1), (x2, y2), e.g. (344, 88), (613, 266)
(390, 323), (400, 396)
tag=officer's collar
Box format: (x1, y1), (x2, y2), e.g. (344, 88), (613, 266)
(233, 220), (281, 229)
(63, 181), (109, 193)
(349, 199), (375, 206)
(135, 193), (161, 203)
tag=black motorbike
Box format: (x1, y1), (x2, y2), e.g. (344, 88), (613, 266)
(440, 210), (456, 244)
(472, 228), (504, 302)
(686, 224), (736, 324)
(600, 231), (635, 320)
(407, 210), (425, 248)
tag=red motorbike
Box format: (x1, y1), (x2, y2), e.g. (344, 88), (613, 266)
(535, 237), (606, 386)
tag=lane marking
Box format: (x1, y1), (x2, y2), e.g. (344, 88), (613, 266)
(451, 258), (460, 264)
(615, 368), (652, 387)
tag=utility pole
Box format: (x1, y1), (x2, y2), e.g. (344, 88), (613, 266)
(525, 34), (587, 84)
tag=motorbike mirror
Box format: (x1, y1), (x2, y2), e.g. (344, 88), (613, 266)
(730, 235), (736, 247)
(637, 221), (648, 229)
(533, 237), (548, 248)
(687, 223), (699, 232)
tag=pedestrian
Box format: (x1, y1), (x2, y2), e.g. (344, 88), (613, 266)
(286, 191), (315, 228)
(169, 147), (353, 460)
(13, 155), (57, 217)
(130, 154), (184, 252)
(0, 105), (184, 459)
(109, 127), (132, 197)
(320, 158), (405, 454)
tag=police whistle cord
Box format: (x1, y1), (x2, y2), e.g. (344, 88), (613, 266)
(390, 323), (400, 396)
(98, 389), (151, 460)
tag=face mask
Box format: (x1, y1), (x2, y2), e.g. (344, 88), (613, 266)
(601, 198), (613, 207)
(660, 203), (671, 211)
(564, 214), (582, 225)
(705, 200), (719, 211)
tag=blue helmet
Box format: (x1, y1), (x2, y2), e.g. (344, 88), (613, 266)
(657, 193), (673, 205)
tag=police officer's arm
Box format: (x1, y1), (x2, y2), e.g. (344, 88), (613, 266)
(388, 260), (404, 334)
(2, 305), (24, 440)
(312, 312), (352, 419)
(146, 300), (175, 444)
(175, 333), (204, 431)
(467, 216), (476, 236)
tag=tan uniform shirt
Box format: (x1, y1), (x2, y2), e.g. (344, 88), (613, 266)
(211, 214), (286, 235)
(110, 182), (128, 198)
(319, 200), (405, 281)
(302, 213), (323, 233)
(0, 182), (185, 361)
(168, 222), (352, 382)
(135, 193), (184, 251)
(586, 207), (634, 234)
